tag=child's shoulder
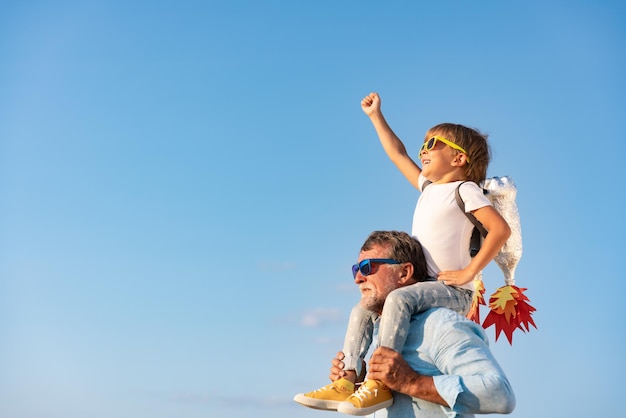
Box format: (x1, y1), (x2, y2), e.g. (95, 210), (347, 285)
(421, 177), (474, 193)
(458, 180), (483, 194)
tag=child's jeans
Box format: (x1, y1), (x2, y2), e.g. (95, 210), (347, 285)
(341, 279), (473, 375)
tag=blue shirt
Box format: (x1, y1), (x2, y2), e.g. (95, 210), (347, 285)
(374, 308), (516, 418)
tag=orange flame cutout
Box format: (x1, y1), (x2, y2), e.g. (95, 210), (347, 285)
(482, 285), (537, 344)
(466, 277), (486, 324)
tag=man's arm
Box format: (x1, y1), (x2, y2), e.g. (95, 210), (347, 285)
(368, 347), (447, 406)
(370, 310), (516, 415)
(429, 316), (516, 414)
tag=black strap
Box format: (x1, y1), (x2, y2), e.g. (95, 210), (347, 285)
(455, 182), (488, 257)
(454, 183), (488, 238)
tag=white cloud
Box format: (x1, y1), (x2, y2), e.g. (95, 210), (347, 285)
(299, 307), (343, 327)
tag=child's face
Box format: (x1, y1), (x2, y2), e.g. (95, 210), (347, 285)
(420, 139), (460, 180)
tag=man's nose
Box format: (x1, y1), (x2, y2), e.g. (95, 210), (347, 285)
(354, 272), (366, 284)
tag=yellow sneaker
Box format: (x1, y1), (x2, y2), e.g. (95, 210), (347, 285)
(337, 379), (393, 416)
(293, 378), (355, 410)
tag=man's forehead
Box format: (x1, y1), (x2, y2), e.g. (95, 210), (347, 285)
(359, 244), (389, 259)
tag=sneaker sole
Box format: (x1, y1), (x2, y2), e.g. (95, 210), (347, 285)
(336, 398), (393, 416)
(293, 393), (342, 411)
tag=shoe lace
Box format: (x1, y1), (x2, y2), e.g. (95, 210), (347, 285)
(352, 383), (376, 401)
(312, 383), (336, 393)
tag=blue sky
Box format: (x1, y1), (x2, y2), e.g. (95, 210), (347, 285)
(1, 1), (624, 417)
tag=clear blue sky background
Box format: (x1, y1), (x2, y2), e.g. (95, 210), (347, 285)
(1, 1), (624, 417)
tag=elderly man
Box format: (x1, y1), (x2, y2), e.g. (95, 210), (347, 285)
(298, 230), (515, 417)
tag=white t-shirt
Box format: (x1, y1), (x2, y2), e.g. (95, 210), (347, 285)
(412, 175), (492, 290)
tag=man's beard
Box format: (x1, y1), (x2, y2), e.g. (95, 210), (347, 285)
(359, 293), (384, 313)
(358, 281), (397, 313)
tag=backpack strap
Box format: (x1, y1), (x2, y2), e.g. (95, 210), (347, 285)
(455, 182), (488, 257)
(455, 183), (488, 238)
(422, 179), (488, 257)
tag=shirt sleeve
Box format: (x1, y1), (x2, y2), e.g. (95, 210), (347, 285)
(429, 313), (516, 414)
(418, 173), (428, 192)
(458, 181), (491, 213)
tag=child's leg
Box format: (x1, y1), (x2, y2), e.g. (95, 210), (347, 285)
(337, 284), (472, 415)
(378, 281), (473, 351)
(341, 303), (377, 382)
(293, 303), (376, 411)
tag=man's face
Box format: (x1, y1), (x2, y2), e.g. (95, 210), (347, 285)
(354, 244), (403, 314)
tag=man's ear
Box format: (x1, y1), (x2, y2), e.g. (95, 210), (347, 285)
(398, 262), (415, 285)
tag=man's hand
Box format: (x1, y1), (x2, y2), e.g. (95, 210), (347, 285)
(329, 351), (366, 383)
(368, 347), (415, 392)
(361, 92), (381, 117)
(329, 351), (346, 382)
(368, 347), (448, 406)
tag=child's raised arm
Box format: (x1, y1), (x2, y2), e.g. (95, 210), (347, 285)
(361, 93), (422, 190)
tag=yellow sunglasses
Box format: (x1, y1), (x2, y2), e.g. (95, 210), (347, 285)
(420, 136), (470, 163)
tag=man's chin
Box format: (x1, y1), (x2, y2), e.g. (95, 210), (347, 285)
(359, 297), (382, 313)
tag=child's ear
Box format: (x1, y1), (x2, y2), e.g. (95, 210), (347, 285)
(452, 153), (468, 166)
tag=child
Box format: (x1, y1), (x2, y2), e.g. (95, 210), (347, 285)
(294, 92), (511, 416)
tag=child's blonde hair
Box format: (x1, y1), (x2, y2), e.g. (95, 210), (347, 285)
(425, 123), (491, 185)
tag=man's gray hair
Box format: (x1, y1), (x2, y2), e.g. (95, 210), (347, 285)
(361, 231), (428, 281)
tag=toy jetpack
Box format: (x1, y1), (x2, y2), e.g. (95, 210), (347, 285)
(463, 176), (537, 344)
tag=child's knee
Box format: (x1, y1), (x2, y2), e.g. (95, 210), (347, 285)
(385, 288), (409, 307)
